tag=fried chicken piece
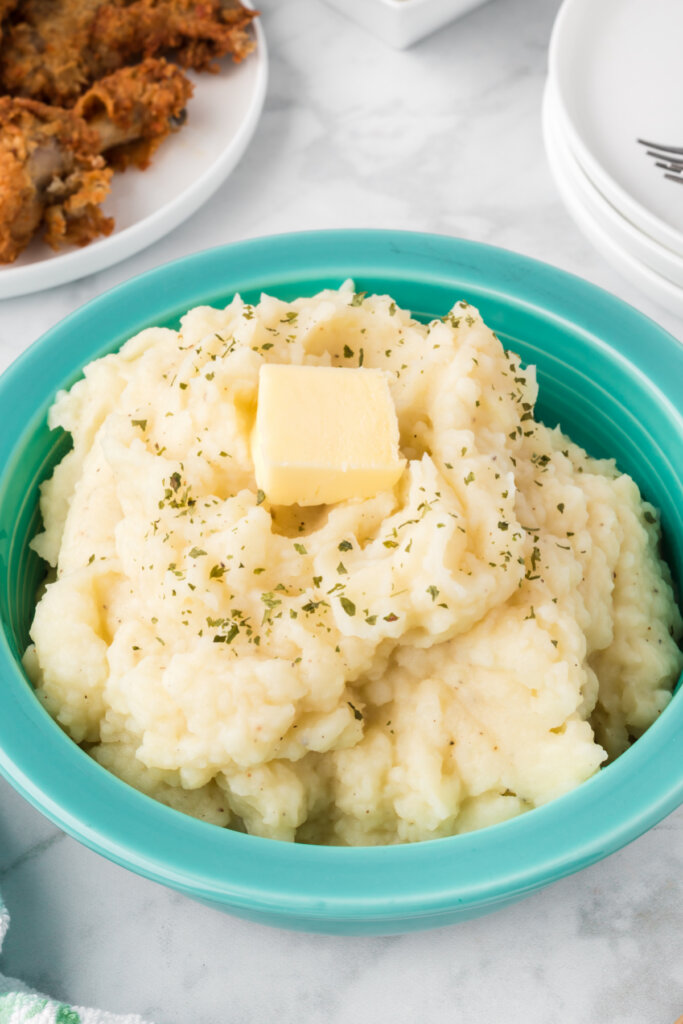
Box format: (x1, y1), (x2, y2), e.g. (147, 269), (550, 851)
(0, 0), (20, 43)
(0, 96), (112, 262)
(0, 58), (191, 261)
(92, 0), (257, 75)
(75, 57), (193, 169)
(0, 0), (110, 107)
(1, 0), (257, 107)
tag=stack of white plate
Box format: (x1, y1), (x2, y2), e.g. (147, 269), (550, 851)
(545, 0), (683, 319)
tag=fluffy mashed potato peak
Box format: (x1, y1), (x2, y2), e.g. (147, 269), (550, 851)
(24, 283), (683, 845)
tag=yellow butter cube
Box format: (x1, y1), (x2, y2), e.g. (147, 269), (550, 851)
(252, 364), (405, 506)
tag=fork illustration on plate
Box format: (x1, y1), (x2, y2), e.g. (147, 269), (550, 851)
(637, 139), (683, 184)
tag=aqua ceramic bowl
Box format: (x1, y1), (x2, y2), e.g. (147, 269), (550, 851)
(0, 231), (681, 935)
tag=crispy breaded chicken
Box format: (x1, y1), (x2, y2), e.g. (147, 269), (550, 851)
(0, 57), (191, 261)
(0, 0), (19, 41)
(75, 56), (193, 169)
(0, 96), (112, 262)
(1, 0), (256, 106)
(92, 0), (257, 74)
(1, 0), (108, 106)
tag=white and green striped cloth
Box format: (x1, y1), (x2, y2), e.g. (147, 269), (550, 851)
(0, 897), (151, 1024)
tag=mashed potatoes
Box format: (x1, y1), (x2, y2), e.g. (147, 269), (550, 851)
(24, 283), (683, 844)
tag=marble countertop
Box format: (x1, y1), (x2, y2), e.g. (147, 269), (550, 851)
(0, 0), (681, 1021)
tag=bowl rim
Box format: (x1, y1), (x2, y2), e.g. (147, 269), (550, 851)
(0, 229), (681, 926)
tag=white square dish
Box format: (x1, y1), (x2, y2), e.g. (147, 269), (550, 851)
(322, 0), (491, 49)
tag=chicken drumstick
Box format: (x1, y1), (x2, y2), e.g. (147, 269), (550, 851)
(0, 57), (192, 262)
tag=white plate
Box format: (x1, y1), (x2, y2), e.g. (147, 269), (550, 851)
(0, 16), (267, 300)
(544, 83), (683, 290)
(542, 84), (683, 320)
(548, 0), (683, 258)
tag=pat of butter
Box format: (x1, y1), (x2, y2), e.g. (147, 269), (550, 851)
(253, 364), (405, 506)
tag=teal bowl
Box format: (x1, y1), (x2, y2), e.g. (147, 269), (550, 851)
(0, 230), (681, 935)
